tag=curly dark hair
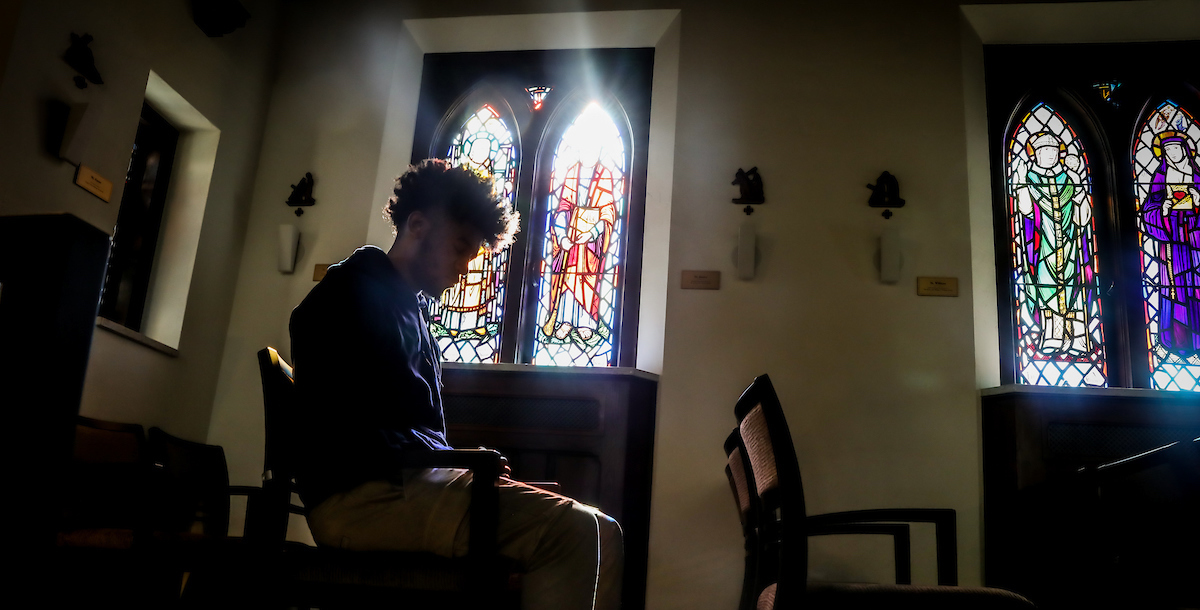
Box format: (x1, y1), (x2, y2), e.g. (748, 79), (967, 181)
(384, 159), (519, 251)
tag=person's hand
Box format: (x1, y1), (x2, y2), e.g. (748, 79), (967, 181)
(479, 446), (512, 478)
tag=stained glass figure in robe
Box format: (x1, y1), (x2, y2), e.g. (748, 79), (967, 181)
(429, 104), (517, 363)
(532, 102), (626, 367)
(1006, 102), (1107, 387)
(1133, 101), (1200, 390)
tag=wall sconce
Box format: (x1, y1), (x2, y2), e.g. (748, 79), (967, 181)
(735, 219), (760, 280)
(868, 171), (904, 283)
(278, 224), (299, 273)
(879, 223), (901, 284)
(731, 167), (764, 280)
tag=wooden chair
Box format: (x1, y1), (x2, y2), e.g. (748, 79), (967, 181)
(724, 430), (913, 610)
(732, 374), (1036, 609)
(58, 416), (149, 550)
(249, 346), (520, 609)
(145, 426), (265, 603)
(54, 416), (179, 607)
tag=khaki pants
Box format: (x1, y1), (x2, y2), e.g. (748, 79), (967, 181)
(308, 469), (623, 610)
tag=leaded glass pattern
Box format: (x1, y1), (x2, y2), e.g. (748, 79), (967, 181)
(1133, 101), (1200, 391)
(532, 102), (626, 367)
(430, 104), (517, 363)
(1006, 102), (1108, 387)
(526, 86), (551, 111)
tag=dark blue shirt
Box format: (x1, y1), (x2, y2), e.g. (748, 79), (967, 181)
(289, 246), (450, 509)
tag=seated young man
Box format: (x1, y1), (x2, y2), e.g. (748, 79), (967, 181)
(289, 159), (622, 610)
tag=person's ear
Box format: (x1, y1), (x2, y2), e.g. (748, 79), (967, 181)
(405, 210), (431, 241)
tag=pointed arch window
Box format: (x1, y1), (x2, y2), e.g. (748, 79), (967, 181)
(411, 49), (653, 367)
(429, 104), (518, 363)
(1133, 101), (1200, 390)
(986, 41), (1200, 390)
(1005, 103), (1107, 387)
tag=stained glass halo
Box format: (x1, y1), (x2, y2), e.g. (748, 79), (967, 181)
(1152, 130), (1188, 158)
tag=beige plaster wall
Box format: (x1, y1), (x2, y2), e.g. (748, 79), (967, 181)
(652, 2), (983, 604)
(0, 0), (279, 440)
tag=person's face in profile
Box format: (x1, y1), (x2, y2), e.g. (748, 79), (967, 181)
(413, 211), (485, 297)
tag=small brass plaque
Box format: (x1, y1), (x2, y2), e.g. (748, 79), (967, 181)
(681, 270), (721, 290)
(75, 165), (112, 202)
(917, 276), (959, 297)
(313, 264), (330, 281)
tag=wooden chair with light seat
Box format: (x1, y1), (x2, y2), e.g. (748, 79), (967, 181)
(54, 416), (177, 607)
(731, 374), (1036, 609)
(249, 346), (520, 609)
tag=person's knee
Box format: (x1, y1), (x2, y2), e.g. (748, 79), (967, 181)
(595, 511), (622, 542)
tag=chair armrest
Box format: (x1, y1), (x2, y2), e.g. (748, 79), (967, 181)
(806, 508), (957, 585)
(401, 449), (503, 560)
(1090, 438), (1200, 483)
(807, 521), (912, 584)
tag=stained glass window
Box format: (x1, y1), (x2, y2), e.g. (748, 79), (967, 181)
(526, 86), (551, 111)
(1005, 102), (1108, 387)
(1133, 101), (1200, 391)
(429, 104), (517, 363)
(532, 102), (626, 367)
(1092, 81), (1122, 107)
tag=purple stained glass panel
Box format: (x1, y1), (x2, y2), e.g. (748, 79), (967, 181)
(1132, 100), (1200, 391)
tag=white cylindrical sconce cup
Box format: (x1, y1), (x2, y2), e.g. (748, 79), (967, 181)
(278, 224), (299, 273)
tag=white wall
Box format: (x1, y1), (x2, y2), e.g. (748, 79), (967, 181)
(0, 0), (279, 440)
(651, 3), (985, 604)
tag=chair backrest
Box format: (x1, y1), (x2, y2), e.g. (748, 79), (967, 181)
(147, 426), (232, 539)
(734, 374), (808, 610)
(63, 416), (148, 531)
(725, 427), (762, 610)
(725, 428), (755, 532)
(248, 346), (298, 546)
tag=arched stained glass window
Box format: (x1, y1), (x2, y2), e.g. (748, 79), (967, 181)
(532, 102), (627, 367)
(1005, 102), (1108, 387)
(430, 104), (517, 363)
(1133, 101), (1200, 391)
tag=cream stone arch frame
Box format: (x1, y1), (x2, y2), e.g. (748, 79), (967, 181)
(960, 0), (1200, 388)
(365, 10), (681, 374)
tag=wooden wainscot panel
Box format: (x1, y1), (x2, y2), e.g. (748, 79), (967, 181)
(440, 364), (659, 610)
(980, 386), (1200, 607)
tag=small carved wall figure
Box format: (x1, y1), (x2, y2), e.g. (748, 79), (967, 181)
(63, 33), (103, 89)
(867, 171), (905, 218)
(287, 172), (316, 216)
(733, 167), (765, 214)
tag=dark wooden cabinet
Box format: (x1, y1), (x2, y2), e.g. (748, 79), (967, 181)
(0, 214), (110, 598)
(441, 364), (658, 610)
(981, 386), (1200, 608)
